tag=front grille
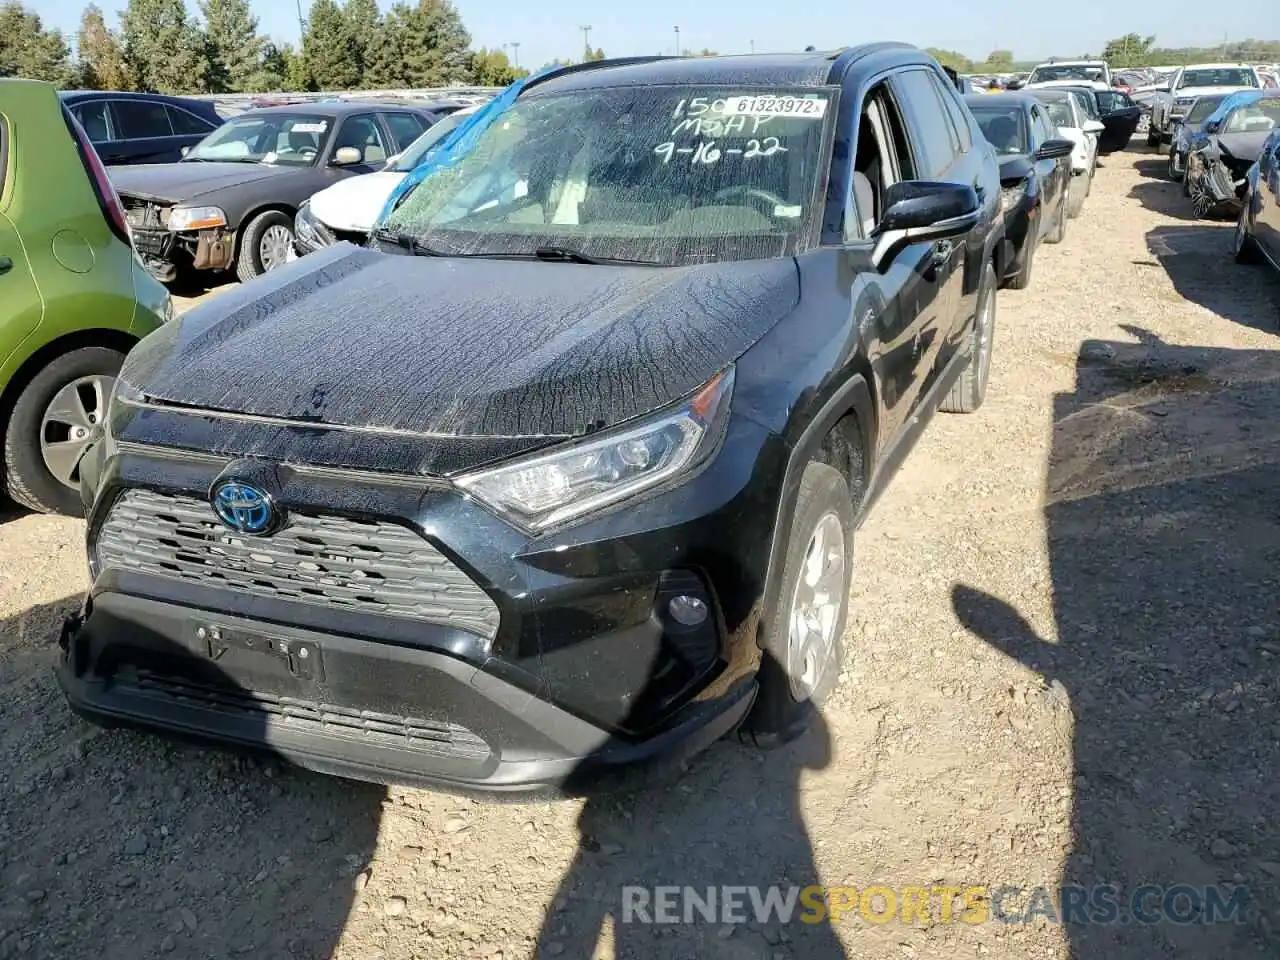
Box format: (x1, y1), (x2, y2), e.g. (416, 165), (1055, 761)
(96, 489), (501, 638)
(126, 669), (492, 761)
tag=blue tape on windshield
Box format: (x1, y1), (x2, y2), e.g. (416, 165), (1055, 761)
(375, 70), (551, 227)
(1201, 90), (1267, 131)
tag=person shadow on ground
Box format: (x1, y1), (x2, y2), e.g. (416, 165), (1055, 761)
(952, 329), (1280, 957)
(535, 691), (848, 960)
(0, 595), (382, 960)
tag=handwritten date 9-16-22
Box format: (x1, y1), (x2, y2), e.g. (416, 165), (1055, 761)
(653, 137), (787, 166)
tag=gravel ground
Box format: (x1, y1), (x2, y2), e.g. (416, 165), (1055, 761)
(3, 147), (1280, 960)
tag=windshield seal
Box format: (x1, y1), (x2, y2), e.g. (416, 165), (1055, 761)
(379, 84), (838, 267)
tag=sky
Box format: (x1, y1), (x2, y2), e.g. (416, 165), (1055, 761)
(39, 0), (1270, 71)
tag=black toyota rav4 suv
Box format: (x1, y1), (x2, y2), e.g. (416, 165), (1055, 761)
(60, 46), (1003, 793)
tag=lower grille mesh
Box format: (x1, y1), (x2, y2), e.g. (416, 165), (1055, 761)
(96, 489), (500, 638)
(127, 669), (491, 761)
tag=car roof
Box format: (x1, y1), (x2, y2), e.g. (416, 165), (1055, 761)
(964, 92), (1036, 111)
(60, 90), (212, 106)
(1181, 63), (1256, 70)
(1033, 60), (1105, 67)
(236, 101), (434, 119)
(525, 45), (925, 96)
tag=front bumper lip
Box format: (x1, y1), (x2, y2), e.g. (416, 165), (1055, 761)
(57, 596), (756, 795)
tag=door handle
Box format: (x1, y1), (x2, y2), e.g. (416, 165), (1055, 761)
(0, 256), (12, 276)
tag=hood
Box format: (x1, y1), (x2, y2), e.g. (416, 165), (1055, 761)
(1214, 132), (1271, 165)
(120, 244), (800, 446)
(1029, 79), (1109, 92)
(109, 161), (299, 203)
(308, 172), (406, 233)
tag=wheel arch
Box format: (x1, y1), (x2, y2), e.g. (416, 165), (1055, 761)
(757, 371), (876, 649)
(0, 328), (137, 431)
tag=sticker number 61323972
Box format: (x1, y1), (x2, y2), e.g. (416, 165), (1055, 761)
(722, 96), (829, 119)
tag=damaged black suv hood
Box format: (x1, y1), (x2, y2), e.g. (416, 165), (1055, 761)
(121, 243), (800, 446)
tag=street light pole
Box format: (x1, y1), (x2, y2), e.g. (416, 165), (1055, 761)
(580, 25), (592, 60)
(674, 25), (681, 56)
(510, 41), (520, 68)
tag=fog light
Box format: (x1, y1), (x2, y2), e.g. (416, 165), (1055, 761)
(668, 595), (708, 626)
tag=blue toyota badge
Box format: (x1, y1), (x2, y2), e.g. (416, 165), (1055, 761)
(210, 480), (280, 535)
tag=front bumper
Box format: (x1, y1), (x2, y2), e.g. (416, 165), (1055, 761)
(62, 415), (783, 792)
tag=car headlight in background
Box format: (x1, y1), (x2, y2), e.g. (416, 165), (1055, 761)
(457, 367), (735, 531)
(167, 205), (227, 231)
(294, 201), (335, 251)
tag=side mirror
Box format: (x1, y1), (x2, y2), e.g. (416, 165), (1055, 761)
(331, 146), (362, 166)
(870, 180), (981, 273)
(1034, 138), (1075, 161)
(1083, 119), (1105, 134)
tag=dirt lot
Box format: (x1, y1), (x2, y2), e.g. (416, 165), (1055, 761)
(3, 148), (1280, 960)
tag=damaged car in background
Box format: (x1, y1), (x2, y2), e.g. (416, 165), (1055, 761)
(110, 101), (438, 283)
(1186, 91), (1280, 218)
(1167, 93), (1229, 183)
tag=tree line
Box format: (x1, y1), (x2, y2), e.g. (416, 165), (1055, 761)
(927, 36), (1280, 75)
(0, 0), (530, 94)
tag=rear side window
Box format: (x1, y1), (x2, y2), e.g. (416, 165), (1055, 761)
(890, 68), (961, 178)
(383, 112), (429, 151)
(72, 101), (113, 143)
(112, 100), (173, 140)
(168, 105), (216, 136)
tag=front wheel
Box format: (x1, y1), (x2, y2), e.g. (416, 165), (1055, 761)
(236, 210), (295, 283)
(941, 260), (997, 414)
(743, 461), (855, 746)
(1066, 176), (1087, 219)
(1045, 191), (1067, 244)
(3, 347), (125, 516)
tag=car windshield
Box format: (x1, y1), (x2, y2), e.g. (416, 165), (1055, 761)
(380, 84), (835, 265)
(1181, 68), (1257, 89)
(1029, 65), (1103, 83)
(1186, 96), (1226, 124)
(1222, 99), (1280, 134)
(1039, 98), (1075, 128)
(389, 112), (471, 172)
(970, 106), (1028, 154)
(186, 114), (330, 165)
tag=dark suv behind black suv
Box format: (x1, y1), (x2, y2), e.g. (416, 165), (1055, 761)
(60, 45), (1003, 793)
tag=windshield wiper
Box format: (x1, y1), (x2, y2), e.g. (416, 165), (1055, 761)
(370, 227), (445, 257)
(531, 246), (662, 266)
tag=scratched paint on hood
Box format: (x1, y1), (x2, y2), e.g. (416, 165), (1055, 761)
(120, 243), (800, 440)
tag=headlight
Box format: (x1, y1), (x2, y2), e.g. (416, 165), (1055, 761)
(167, 205), (227, 231)
(456, 367), (735, 531)
(1000, 182), (1027, 213)
(294, 201), (334, 249)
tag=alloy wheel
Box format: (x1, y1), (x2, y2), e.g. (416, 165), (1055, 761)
(787, 512), (846, 700)
(259, 225), (294, 272)
(40, 375), (112, 489)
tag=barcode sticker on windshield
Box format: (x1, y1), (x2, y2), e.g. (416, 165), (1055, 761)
(723, 96), (828, 119)
(292, 122), (328, 133)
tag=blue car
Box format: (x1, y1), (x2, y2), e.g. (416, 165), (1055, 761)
(59, 91), (223, 165)
(1186, 91), (1280, 217)
(1168, 93), (1229, 184)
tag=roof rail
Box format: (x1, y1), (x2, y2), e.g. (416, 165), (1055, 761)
(523, 56), (675, 93)
(828, 41), (917, 81)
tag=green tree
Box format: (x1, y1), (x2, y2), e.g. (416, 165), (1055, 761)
(121, 0), (210, 93)
(200, 0), (266, 93)
(584, 46), (605, 61)
(239, 39), (287, 92)
(303, 0), (359, 89)
(0, 2), (75, 84)
(1101, 33), (1156, 68)
(280, 43), (313, 90)
(77, 3), (135, 90)
(397, 0), (473, 87)
(924, 47), (973, 72)
(983, 49), (1014, 71)
(361, 5), (410, 88)
(470, 46), (526, 85)
(344, 0), (381, 82)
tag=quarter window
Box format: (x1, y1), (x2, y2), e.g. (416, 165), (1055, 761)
(71, 101), (112, 143)
(932, 73), (973, 151)
(168, 105), (215, 136)
(890, 68), (961, 178)
(112, 100), (173, 140)
(383, 112), (429, 152)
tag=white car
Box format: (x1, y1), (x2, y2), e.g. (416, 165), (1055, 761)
(1147, 63), (1263, 146)
(1024, 60), (1113, 93)
(294, 104), (481, 253)
(1029, 89), (1105, 218)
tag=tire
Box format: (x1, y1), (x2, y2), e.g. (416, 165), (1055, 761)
(1045, 192), (1067, 244)
(3, 346), (125, 516)
(1235, 207), (1263, 265)
(1182, 172), (1191, 198)
(1167, 150), (1183, 182)
(941, 260), (997, 415)
(1005, 210), (1037, 290)
(1066, 177), (1086, 219)
(742, 460), (855, 747)
(236, 210), (295, 284)
(1146, 124), (1161, 148)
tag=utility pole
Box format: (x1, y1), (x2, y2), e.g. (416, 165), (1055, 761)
(750, 39), (755, 54)
(510, 41), (520, 68)
(295, 0), (306, 36)
(674, 25), (681, 56)
(580, 25), (592, 60)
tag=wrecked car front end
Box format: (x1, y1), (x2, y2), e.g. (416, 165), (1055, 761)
(121, 194), (234, 281)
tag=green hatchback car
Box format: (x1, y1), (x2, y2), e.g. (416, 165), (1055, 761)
(1, 80), (170, 515)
